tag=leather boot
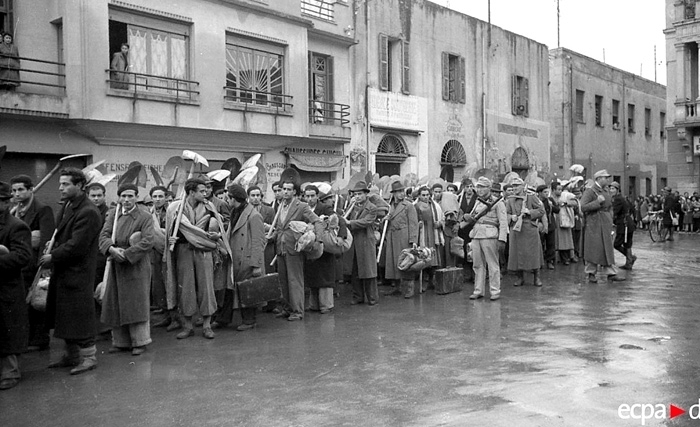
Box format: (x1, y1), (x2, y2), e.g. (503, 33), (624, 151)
(70, 345), (97, 375)
(513, 271), (524, 287)
(382, 280), (402, 296)
(402, 279), (415, 299)
(533, 269), (543, 287)
(48, 342), (80, 368)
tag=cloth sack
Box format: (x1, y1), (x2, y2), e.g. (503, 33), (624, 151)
(397, 247), (432, 272)
(450, 236), (465, 258)
(671, 213), (679, 226)
(319, 215), (354, 255)
(31, 276), (49, 311)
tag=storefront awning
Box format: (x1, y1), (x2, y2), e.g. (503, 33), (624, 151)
(287, 152), (345, 172)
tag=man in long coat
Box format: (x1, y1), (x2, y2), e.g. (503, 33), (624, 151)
(384, 181), (419, 298)
(270, 180), (321, 321)
(610, 181), (637, 270)
(506, 177), (546, 286)
(99, 184), (155, 355)
(43, 168), (102, 375)
(580, 170), (625, 283)
(303, 185), (340, 312)
(10, 175), (55, 351)
(149, 186), (173, 329)
(214, 184), (265, 330)
(0, 181), (32, 390)
(345, 181), (378, 305)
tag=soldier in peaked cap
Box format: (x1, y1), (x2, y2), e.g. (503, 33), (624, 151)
(580, 170), (625, 283)
(465, 177), (508, 301)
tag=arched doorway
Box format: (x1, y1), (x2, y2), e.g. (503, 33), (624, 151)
(440, 140), (467, 182)
(375, 133), (408, 177)
(511, 147), (530, 179)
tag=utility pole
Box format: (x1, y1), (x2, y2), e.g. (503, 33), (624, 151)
(557, 0), (560, 48)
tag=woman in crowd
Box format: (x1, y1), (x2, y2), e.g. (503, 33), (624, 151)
(0, 32), (20, 90)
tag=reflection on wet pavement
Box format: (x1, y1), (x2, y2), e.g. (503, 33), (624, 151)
(2, 232), (700, 426)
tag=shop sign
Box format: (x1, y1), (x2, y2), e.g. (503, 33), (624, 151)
(368, 88), (424, 132)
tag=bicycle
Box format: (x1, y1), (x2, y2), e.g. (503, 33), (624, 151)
(646, 210), (668, 242)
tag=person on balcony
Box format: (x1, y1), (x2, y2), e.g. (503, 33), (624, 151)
(0, 33), (20, 91)
(110, 43), (130, 90)
(312, 95), (324, 124)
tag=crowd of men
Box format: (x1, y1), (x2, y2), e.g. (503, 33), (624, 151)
(0, 166), (652, 390)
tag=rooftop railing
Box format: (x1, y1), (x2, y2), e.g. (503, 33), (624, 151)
(301, 0), (335, 21)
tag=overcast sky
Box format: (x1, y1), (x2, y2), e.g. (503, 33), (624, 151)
(433, 0), (667, 85)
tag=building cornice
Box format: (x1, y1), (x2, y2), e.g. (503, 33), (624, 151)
(308, 28), (357, 46)
(207, 0), (314, 28)
(109, 0), (193, 23)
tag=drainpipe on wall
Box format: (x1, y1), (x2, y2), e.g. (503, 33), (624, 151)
(569, 58), (574, 172)
(365, 0), (371, 173)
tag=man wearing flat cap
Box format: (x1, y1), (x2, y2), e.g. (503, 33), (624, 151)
(99, 184), (155, 355)
(384, 180), (419, 298)
(465, 177), (508, 300)
(580, 170), (625, 283)
(0, 181), (32, 390)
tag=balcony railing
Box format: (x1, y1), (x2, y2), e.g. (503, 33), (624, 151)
(301, 0), (335, 21)
(224, 87), (293, 112)
(105, 69), (199, 101)
(309, 99), (350, 126)
(0, 54), (65, 95)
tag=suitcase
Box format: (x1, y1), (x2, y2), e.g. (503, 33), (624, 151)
(237, 273), (283, 307)
(434, 267), (464, 295)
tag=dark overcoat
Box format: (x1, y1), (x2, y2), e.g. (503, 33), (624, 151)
(580, 183), (615, 266)
(345, 200), (377, 280)
(255, 203), (276, 271)
(16, 197), (55, 286)
(506, 194), (545, 270)
(99, 206), (155, 326)
(46, 193), (101, 340)
(229, 203), (265, 285)
(385, 200), (418, 280)
(0, 210), (32, 354)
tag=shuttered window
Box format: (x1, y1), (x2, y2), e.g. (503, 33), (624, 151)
(401, 40), (410, 94)
(379, 33), (389, 91)
(442, 52), (465, 103)
(511, 75), (529, 117)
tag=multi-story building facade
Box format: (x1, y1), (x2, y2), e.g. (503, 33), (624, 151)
(350, 0), (551, 183)
(550, 48), (667, 197)
(665, 0), (700, 194)
(0, 0), (355, 203)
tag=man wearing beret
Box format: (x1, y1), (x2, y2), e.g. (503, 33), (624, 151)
(99, 184), (155, 355)
(43, 168), (102, 375)
(10, 174), (55, 352)
(0, 181), (33, 390)
(580, 170), (625, 283)
(465, 177), (508, 300)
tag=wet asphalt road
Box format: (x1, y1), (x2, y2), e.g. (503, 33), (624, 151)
(2, 231), (700, 427)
